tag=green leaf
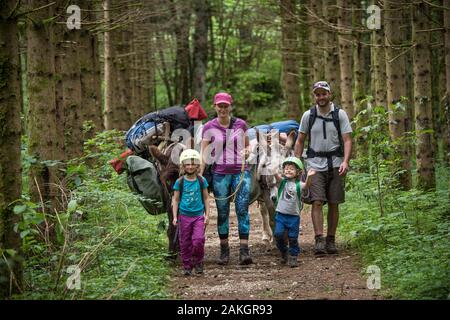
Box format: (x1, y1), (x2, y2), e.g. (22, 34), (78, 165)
(67, 200), (77, 213)
(6, 249), (17, 257)
(20, 230), (31, 238)
(13, 204), (27, 215)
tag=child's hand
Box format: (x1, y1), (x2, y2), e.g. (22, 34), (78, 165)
(172, 218), (177, 226)
(204, 215), (209, 232)
(307, 169), (317, 177)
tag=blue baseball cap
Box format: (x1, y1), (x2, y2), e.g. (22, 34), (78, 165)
(312, 81), (331, 93)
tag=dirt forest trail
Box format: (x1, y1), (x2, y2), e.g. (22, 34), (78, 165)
(169, 200), (384, 300)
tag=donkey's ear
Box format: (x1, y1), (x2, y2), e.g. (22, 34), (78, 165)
(255, 128), (268, 151)
(285, 130), (296, 153)
(149, 145), (169, 166)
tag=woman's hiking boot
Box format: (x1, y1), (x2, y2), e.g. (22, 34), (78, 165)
(217, 244), (230, 265)
(280, 251), (288, 264)
(314, 235), (326, 255)
(325, 235), (338, 254)
(239, 244), (253, 265)
(289, 255), (298, 268)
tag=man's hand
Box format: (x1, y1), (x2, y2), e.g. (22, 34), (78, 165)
(172, 217), (177, 226)
(339, 161), (349, 176)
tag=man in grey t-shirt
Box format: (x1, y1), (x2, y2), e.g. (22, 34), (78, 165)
(294, 81), (353, 255)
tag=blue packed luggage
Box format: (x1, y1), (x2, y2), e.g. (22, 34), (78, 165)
(248, 119), (299, 141)
(125, 105), (191, 155)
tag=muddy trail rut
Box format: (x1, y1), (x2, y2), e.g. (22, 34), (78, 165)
(169, 200), (384, 300)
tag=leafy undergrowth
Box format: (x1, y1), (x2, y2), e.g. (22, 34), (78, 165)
(15, 131), (171, 299)
(339, 163), (450, 299)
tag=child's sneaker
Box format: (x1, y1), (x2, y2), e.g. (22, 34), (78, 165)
(289, 255), (298, 268)
(194, 263), (204, 274)
(183, 268), (192, 276)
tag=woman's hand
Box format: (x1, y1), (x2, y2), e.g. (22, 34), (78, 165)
(172, 217), (177, 226)
(240, 148), (250, 160)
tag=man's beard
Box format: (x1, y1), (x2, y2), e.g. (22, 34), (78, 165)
(317, 100), (329, 107)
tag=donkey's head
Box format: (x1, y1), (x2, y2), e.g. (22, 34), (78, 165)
(251, 129), (296, 203)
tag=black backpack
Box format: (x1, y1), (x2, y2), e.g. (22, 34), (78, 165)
(306, 106), (344, 170)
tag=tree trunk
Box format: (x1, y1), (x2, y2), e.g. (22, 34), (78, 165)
(79, 0), (103, 140)
(412, 2), (435, 190)
(103, 0), (114, 129)
(371, 5), (387, 109)
(192, 0), (209, 106)
(444, 0), (450, 168)
(130, 24), (140, 120)
(310, 0), (324, 82)
(353, 1), (367, 157)
(173, 1), (191, 104)
(280, 0), (300, 119)
(27, 0), (64, 210)
(298, 2), (311, 111)
(0, 0), (23, 298)
(54, 5), (83, 160)
(337, 0), (354, 119)
(116, 27), (133, 129)
(323, 0), (341, 106)
(384, 0), (412, 190)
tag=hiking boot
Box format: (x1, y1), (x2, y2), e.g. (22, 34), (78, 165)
(183, 268), (192, 276)
(194, 263), (204, 274)
(280, 251), (288, 265)
(217, 244), (230, 265)
(326, 235), (338, 254)
(289, 255), (298, 268)
(239, 245), (253, 265)
(314, 235), (326, 255)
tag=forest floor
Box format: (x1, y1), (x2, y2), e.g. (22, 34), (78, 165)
(169, 200), (385, 300)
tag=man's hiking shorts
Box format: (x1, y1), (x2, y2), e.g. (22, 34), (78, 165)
(308, 168), (345, 204)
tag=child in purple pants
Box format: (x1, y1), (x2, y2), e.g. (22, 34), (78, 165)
(172, 149), (210, 276)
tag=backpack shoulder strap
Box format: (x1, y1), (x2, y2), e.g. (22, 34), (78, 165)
(295, 180), (303, 210)
(197, 175), (205, 189)
(177, 176), (184, 196)
(307, 106), (317, 156)
(275, 178), (287, 208)
(308, 106), (317, 134)
(196, 175), (206, 212)
(229, 116), (236, 129)
(221, 117), (237, 153)
(332, 106), (344, 151)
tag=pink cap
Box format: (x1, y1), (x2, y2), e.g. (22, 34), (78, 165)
(213, 92), (233, 105)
